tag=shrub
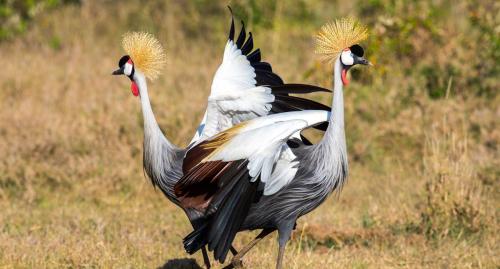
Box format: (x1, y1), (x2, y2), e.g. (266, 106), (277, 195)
(0, 0), (80, 40)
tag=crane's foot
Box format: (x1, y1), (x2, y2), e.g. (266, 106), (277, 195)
(221, 259), (244, 269)
(201, 247), (211, 269)
(202, 261), (211, 269)
(232, 259), (244, 268)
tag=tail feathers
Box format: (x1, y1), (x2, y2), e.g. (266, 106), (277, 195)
(183, 222), (209, 255)
(182, 161), (257, 263)
(208, 173), (257, 263)
(206, 161), (249, 215)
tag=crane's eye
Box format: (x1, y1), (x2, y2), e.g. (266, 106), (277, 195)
(340, 50), (354, 66)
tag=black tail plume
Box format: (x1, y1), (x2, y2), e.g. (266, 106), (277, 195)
(208, 173), (258, 263)
(183, 222), (209, 255)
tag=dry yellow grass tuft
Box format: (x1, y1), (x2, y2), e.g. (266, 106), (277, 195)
(421, 118), (485, 240)
(0, 1), (498, 268)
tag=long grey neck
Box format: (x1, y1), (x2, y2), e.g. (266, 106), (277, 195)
(136, 73), (169, 145)
(308, 57), (348, 188)
(134, 72), (182, 203)
(322, 58), (346, 145)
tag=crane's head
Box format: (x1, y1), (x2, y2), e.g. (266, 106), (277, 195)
(113, 55), (139, 96)
(112, 32), (166, 96)
(315, 18), (371, 85)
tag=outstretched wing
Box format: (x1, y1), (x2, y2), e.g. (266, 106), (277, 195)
(189, 11), (330, 146)
(175, 110), (330, 262)
(176, 110), (330, 211)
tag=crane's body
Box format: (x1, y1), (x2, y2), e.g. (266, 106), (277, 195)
(242, 58), (348, 231)
(177, 58), (348, 264)
(112, 10), (332, 269)
(175, 18), (370, 269)
(133, 18), (332, 211)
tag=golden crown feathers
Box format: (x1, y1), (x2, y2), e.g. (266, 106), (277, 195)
(122, 32), (166, 80)
(315, 17), (368, 63)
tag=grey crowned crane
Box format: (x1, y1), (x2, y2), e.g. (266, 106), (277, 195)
(111, 10), (331, 269)
(174, 18), (371, 269)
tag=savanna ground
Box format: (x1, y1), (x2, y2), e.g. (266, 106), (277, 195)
(0, 1), (498, 268)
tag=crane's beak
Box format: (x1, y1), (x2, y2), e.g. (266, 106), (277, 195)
(112, 67), (124, 75)
(354, 55), (371, 66)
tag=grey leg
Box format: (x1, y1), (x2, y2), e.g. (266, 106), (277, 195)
(276, 222), (294, 269)
(276, 243), (287, 269)
(231, 229), (274, 268)
(202, 246), (211, 269)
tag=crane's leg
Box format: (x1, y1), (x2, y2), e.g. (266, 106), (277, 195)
(201, 244), (238, 269)
(276, 242), (287, 269)
(230, 245), (238, 255)
(276, 222), (294, 269)
(202, 246), (211, 269)
(230, 229), (274, 268)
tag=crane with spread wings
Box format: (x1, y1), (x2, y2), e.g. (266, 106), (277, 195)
(174, 18), (371, 269)
(111, 9), (331, 268)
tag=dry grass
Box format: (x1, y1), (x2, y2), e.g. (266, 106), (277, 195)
(0, 1), (498, 268)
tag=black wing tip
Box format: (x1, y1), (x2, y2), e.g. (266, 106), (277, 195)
(228, 7), (235, 41)
(274, 95), (331, 111)
(236, 20), (246, 48)
(247, 48), (261, 63)
(241, 32), (254, 55)
(225, 6), (284, 87)
(270, 84), (332, 94)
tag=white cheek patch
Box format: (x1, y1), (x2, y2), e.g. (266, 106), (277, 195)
(340, 51), (354, 66)
(124, 63), (133, 76)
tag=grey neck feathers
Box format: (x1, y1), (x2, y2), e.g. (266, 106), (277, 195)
(134, 72), (183, 204)
(308, 57), (348, 190)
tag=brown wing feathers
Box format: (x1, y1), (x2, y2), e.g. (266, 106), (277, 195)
(181, 123), (245, 174)
(180, 159), (256, 260)
(175, 122), (248, 211)
(175, 161), (240, 211)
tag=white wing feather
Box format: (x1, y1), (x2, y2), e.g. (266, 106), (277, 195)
(206, 110), (330, 195)
(186, 32), (329, 194)
(265, 145), (299, 195)
(196, 41), (275, 141)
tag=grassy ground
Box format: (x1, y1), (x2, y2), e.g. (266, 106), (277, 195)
(0, 1), (498, 268)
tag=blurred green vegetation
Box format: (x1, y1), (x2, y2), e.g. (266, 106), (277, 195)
(5, 0), (496, 96)
(220, 0), (498, 98)
(0, 0), (80, 40)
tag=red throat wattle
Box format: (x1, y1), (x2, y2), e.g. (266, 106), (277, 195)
(131, 81), (139, 96)
(341, 68), (349, 86)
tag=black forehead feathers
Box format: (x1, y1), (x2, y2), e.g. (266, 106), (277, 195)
(118, 55), (130, 67)
(350, 44), (364, 57)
